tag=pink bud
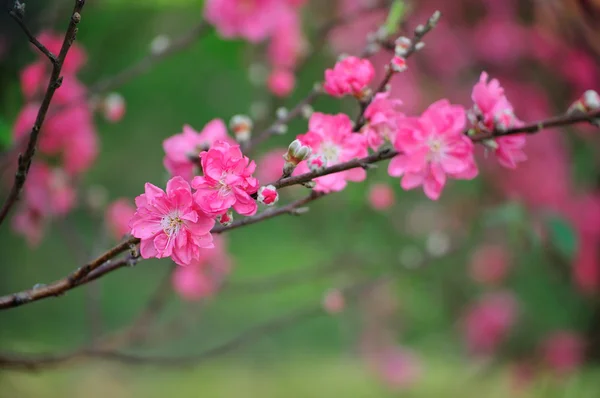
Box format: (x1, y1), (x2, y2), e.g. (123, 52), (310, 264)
(230, 115), (253, 143)
(539, 331), (585, 376)
(322, 289), (345, 314)
(469, 244), (511, 285)
(391, 56), (407, 73)
(368, 183), (395, 210)
(267, 69), (296, 98)
(394, 36), (412, 57)
(217, 210), (234, 226)
(283, 139), (312, 176)
(307, 154), (327, 172)
(102, 93), (126, 123)
(257, 185), (279, 206)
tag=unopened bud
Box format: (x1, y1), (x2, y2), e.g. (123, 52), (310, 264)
(257, 185), (279, 206)
(415, 24), (426, 35)
(583, 90), (600, 110)
(150, 35), (170, 55)
(323, 288), (345, 314)
(391, 56), (407, 73)
(274, 124), (288, 135)
(102, 92), (126, 123)
(429, 10), (442, 26)
(414, 42), (426, 51)
(230, 114), (253, 143)
(276, 107), (289, 120)
(283, 139), (312, 176)
(301, 104), (314, 119)
(394, 36), (412, 57)
(307, 154), (327, 172)
(217, 210), (233, 226)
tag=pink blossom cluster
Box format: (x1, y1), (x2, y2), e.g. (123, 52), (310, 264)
(204, 0), (307, 97)
(130, 141), (258, 265)
(11, 32), (125, 245)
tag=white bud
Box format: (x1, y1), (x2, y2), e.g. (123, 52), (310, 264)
(583, 90), (600, 110)
(415, 24), (426, 35)
(301, 104), (314, 119)
(429, 10), (442, 26)
(426, 231), (451, 257)
(414, 42), (426, 51)
(230, 114), (253, 143)
(307, 154), (327, 172)
(276, 107), (289, 120)
(150, 35), (170, 55)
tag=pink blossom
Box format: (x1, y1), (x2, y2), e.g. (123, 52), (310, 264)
(129, 177), (215, 266)
(267, 5), (306, 69)
(257, 185), (278, 206)
(368, 184), (395, 210)
(37, 31), (87, 74)
(20, 61), (47, 99)
(369, 347), (422, 390)
(295, 113), (368, 193)
(390, 56), (407, 73)
(256, 148), (286, 183)
(362, 92), (404, 150)
(172, 235), (231, 300)
(323, 56), (375, 98)
(469, 244), (511, 285)
(12, 207), (44, 247)
(63, 122), (98, 176)
(539, 331), (585, 376)
(192, 141), (259, 216)
(102, 93), (126, 122)
(105, 199), (136, 240)
(24, 163), (76, 216)
(388, 99), (477, 200)
(163, 120), (234, 181)
(461, 292), (518, 356)
(204, 0), (281, 43)
(471, 72), (526, 169)
(323, 289), (345, 314)
(267, 69), (295, 97)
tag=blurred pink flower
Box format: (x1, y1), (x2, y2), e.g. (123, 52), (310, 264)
(389, 99), (477, 200)
(256, 148), (286, 184)
(102, 93), (126, 123)
(367, 346), (422, 390)
(172, 235), (231, 301)
(461, 292), (518, 356)
(294, 113), (368, 193)
(12, 207), (44, 248)
(163, 120), (234, 181)
(472, 16), (527, 65)
(130, 177), (215, 266)
(192, 141), (259, 216)
(267, 69), (295, 97)
(539, 331), (585, 376)
(323, 56), (375, 98)
(469, 244), (511, 285)
(105, 199), (136, 240)
(204, 0), (282, 43)
(24, 163), (76, 216)
(267, 5), (306, 69)
(368, 184), (395, 211)
(37, 31), (87, 74)
(323, 289), (345, 314)
(20, 61), (47, 99)
(362, 92), (404, 150)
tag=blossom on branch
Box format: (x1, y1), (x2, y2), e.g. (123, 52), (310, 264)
(362, 92), (404, 151)
(295, 112), (368, 193)
(389, 100), (477, 200)
(204, 0), (281, 43)
(130, 177), (215, 266)
(192, 141), (259, 217)
(324, 56), (375, 99)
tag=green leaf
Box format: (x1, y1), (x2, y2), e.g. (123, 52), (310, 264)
(483, 201), (526, 227)
(384, 0), (406, 36)
(545, 214), (578, 260)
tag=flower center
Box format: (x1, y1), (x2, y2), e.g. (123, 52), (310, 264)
(218, 172), (233, 197)
(427, 138), (444, 162)
(320, 141), (341, 163)
(160, 211), (183, 237)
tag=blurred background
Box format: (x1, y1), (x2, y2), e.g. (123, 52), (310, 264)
(1, 0), (600, 396)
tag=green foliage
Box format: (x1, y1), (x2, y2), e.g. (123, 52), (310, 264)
(0, 117), (10, 148)
(545, 214), (578, 261)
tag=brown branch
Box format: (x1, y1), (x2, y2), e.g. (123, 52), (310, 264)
(9, 7), (57, 64)
(0, 0), (85, 226)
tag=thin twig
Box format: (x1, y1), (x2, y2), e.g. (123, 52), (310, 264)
(8, 9), (57, 64)
(0, 0), (85, 226)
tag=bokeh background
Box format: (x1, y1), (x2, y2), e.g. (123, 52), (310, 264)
(1, 0), (600, 396)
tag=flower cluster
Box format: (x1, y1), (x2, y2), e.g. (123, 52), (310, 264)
(11, 32), (126, 245)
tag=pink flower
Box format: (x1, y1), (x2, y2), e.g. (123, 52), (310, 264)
(469, 244), (511, 285)
(539, 331), (585, 376)
(12, 207), (44, 247)
(295, 113), (368, 193)
(105, 199), (136, 240)
(362, 92), (404, 150)
(257, 185), (278, 206)
(370, 347), (422, 390)
(388, 99), (477, 200)
(20, 61), (47, 99)
(461, 292), (518, 356)
(267, 69), (295, 97)
(163, 120), (234, 181)
(102, 93), (126, 123)
(129, 176), (215, 266)
(63, 122), (98, 176)
(192, 141), (259, 216)
(323, 56), (375, 98)
(204, 0), (281, 43)
(390, 56), (407, 73)
(172, 235), (231, 300)
(471, 72), (526, 169)
(24, 163), (76, 216)
(323, 289), (345, 314)
(267, 5), (306, 69)
(37, 31), (87, 74)
(256, 148), (286, 183)
(368, 184), (395, 210)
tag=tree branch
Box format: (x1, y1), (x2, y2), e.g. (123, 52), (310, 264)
(0, 0), (85, 226)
